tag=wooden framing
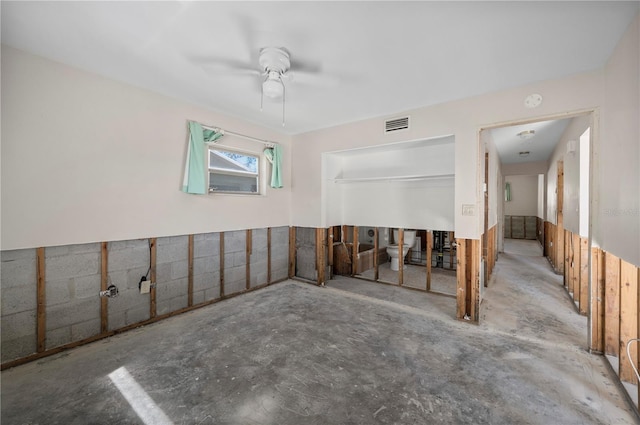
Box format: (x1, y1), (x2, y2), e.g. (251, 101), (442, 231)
(373, 227), (379, 281)
(619, 259), (638, 384)
(556, 161), (565, 274)
(579, 237), (589, 315)
(149, 238), (157, 319)
(219, 233), (225, 297)
(316, 228), (326, 286)
(572, 233), (580, 303)
(188, 234), (194, 307)
(469, 239), (480, 322)
(288, 227), (296, 278)
(246, 229), (252, 290)
(36, 247), (46, 353)
(267, 228), (272, 284)
(100, 242), (108, 333)
(590, 247), (605, 353)
(564, 230), (570, 288)
(352, 226), (359, 276)
(604, 252), (621, 356)
(327, 227), (334, 280)
(397, 228), (404, 286)
(456, 238), (467, 320)
(426, 231), (432, 291)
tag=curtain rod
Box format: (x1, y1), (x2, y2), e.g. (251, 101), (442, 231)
(201, 124), (275, 148)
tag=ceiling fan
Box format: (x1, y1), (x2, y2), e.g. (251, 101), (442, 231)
(200, 46), (319, 127)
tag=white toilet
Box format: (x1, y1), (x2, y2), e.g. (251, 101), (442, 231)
(386, 229), (417, 271)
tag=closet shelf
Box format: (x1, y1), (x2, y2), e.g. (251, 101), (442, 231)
(332, 173), (454, 183)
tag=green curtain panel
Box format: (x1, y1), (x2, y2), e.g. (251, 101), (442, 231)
(264, 144), (283, 188)
(182, 121), (224, 194)
(505, 182), (512, 202)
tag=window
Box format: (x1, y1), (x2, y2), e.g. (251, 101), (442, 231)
(208, 148), (260, 194)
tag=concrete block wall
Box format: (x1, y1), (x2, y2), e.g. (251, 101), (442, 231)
(156, 235), (189, 315)
(193, 232), (221, 304)
(1, 226), (290, 365)
(107, 239), (151, 330)
(1, 249), (37, 362)
(44, 243), (102, 349)
(224, 230), (247, 295)
(296, 227), (317, 281)
(250, 229), (268, 288)
(271, 227), (289, 282)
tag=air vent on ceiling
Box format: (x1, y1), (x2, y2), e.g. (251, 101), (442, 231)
(384, 116), (410, 133)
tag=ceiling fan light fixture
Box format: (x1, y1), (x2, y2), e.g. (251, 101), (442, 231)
(262, 77), (283, 99)
(517, 129), (535, 140)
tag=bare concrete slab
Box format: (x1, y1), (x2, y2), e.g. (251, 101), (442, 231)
(1, 243), (637, 424)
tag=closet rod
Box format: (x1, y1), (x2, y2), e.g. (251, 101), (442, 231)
(201, 124), (275, 148)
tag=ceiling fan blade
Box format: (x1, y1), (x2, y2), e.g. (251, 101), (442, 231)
(189, 55), (261, 76)
(290, 58), (322, 74)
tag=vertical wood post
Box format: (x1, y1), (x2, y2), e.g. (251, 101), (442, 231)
(374, 227), (379, 281)
(426, 231), (432, 291)
(605, 252), (621, 356)
(352, 226), (359, 276)
(328, 227), (334, 279)
(572, 233), (580, 303)
(100, 242), (108, 333)
(188, 234), (194, 307)
(288, 227), (296, 278)
(619, 259), (638, 384)
(219, 232), (225, 297)
(590, 247), (605, 352)
(556, 161), (565, 273)
(456, 238), (467, 320)
(579, 237), (589, 314)
(470, 239), (480, 322)
(36, 247), (46, 352)
(246, 229), (252, 290)
(316, 228), (326, 286)
(150, 238), (157, 318)
(398, 228), (404, 286)
(267, 227), (272, 284)
(564, 230), (570, 287)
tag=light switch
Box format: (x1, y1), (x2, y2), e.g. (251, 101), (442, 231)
(462, 204), (475, 216)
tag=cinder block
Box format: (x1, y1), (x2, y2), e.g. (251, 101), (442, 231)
(225, 278), (245, 295)
(45, 279), (73, 307)
(71, 319), (101, 342)
(155, 263), (172, 284)
(194, 256), (216, 276)
(157, 294), (188, 316)
(233, 251), (246, 267)
(108, 242), (149, 272)
(107, 288), (149, 315)
(46, 326), (71, 350)
(192, 290), (205, 305)
(108, 310), (126, 332)
(68, 243), (101, 255)
(1, 249), (36, 289)
(224, 231), (246, 253)
(194, 233), (220, 258)
(157, 235), (186, 247)
(45, 245), (70, 258)
(46, 298), (100, 330)
(125, 266), (151, 290)
(46, 251), (100, 281)
(1, 310), (36, 341)
(1, 334), (36, 363)
(204, 287), (220, 301)
(125, 305), (150, 326)
(75, 274), (101, 299)
(156, 278), (188, 302)
(1, 284), (36, 315)
(171, 260), (188, 280)
(156, 236), (188, 265)
(272, 266), (288, 282)
(194, 272), (218, 292)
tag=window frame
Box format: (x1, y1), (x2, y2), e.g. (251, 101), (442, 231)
(207, 145), (263, 195)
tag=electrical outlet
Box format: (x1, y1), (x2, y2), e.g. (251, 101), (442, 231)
(140, 280), (151, 294)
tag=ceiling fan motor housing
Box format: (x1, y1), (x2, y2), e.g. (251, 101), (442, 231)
(260, 48), (289, 99)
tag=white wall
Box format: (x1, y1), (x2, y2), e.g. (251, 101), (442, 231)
(537, 174), (545, 220)
(292, 69), (604, 240)
(504, 175), (539, 216)
(598, 13), (640, 266)
(1, 47), (292, 250)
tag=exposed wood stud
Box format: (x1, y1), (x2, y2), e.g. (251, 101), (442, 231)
(619, 259), (638, 384)
(426, 231), (432, 291)
(288, 227), (296, 278)
(316, 228), (326, 286)
(564, 230), (570, 288)
(220, 232), (225, 297)
(341, 225), (347, 243)
(267, 228), (272, 284)
(149, 238), (157, 319)
(100, 242), (108, 334)
(36, 247), (46, 352)
(328, 227), (334, 279)
(456, 238), (467, 320)
(579, 237), (589, 315)
(470, 239), (480, 322)
(572, 233), (580, 303)
(352, 226), (359, 276)
(590, 247), (605, 353)
(188, 235), (194, 307)
(604, 252), (621, 356)
(398, 228), (404, 286)
(374, 227), (379, 281)
(246, 229), (252, 290)
(556, 161), (565, 273)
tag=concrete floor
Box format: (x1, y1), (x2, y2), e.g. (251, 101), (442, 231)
(1, 240), (637, 424)
(359, 262), (457, 296)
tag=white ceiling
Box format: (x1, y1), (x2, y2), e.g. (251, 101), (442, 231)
(490, 118), (572, 165)
(1, 1), (638, 135)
